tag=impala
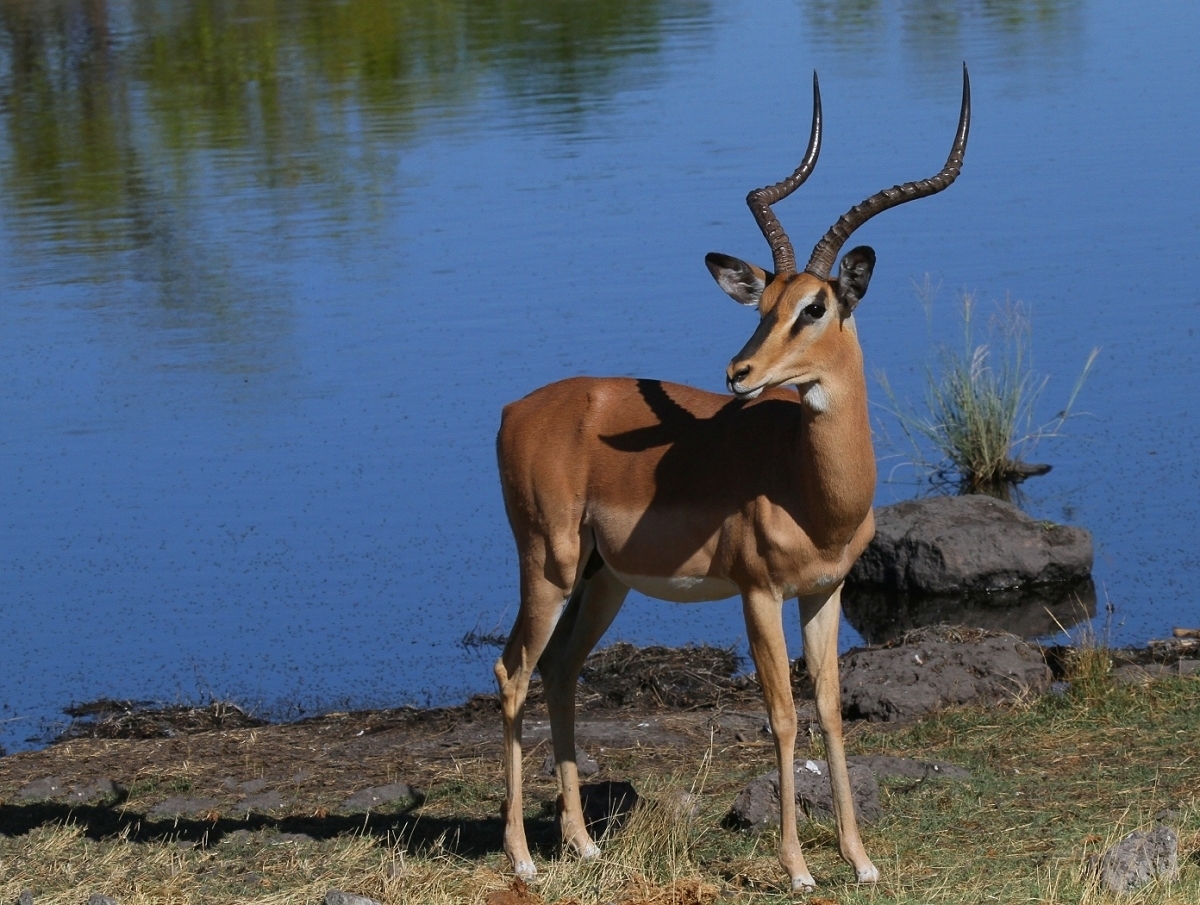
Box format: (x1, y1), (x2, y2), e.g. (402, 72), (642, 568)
(494, 67), (970, 890)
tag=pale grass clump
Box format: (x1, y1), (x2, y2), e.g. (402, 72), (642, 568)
(534, 776), (717, 905)
(1057, 597), (1115, 702)
(0, 823), (390, 905)
(878, 278), (1098, 493)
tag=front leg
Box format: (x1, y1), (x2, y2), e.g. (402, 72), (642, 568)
(799, 585), (879, 884)
(742, 588), (817, 891)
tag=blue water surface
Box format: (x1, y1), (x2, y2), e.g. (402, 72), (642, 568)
(1, 0), (1197, 751)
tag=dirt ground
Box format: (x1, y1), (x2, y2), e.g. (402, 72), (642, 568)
(0, 644), (804, 852)
(1, 636), (1193, 857)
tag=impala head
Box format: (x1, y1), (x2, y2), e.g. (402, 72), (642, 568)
(707, 67), (971, 405)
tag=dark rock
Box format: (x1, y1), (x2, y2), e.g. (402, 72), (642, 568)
(1096, 825), (1178, 893)
(848, 755), (971, 781)
(19, 890), (34, 905)
(579, 780), (638, 834)
(339, 782), (422, 813)
(848, 495), (1092, 595)
(840, 630), (1052, 722)
(541, 747), (599, 777)
(325, 891), (382, 905)
(146, 796), (221, 820)
(727, 759), (881, 830)
(87, 896), (119, 905)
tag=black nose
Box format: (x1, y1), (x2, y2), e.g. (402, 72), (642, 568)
(727, 364), (752, 390)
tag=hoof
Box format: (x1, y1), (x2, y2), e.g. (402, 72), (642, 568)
(856, 862), (880, 884)
(580, 841), (601, 860)
(514, 859), (537, 880)
(790, 874), (817, 893)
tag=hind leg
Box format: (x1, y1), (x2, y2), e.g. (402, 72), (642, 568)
(496, 558), (578, 879)
(538, 565), (629, 857)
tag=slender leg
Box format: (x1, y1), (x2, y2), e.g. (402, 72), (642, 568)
(742, 588), (816, 891)
(799, 585), (879, 884)
(539, 565), (629, 857)
(495, 568), (574, 879)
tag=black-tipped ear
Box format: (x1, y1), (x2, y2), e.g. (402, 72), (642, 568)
(836, 245), (875, 309)
(705, 252), (771, 307)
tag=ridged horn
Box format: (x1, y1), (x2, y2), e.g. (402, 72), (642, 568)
(804, 63), (971, 279)
(746, 71), (822, 276)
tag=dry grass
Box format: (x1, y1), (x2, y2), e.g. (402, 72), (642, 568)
(2, 672), (1197, 904)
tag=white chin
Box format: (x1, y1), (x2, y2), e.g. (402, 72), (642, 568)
(739, 386), (764, 400)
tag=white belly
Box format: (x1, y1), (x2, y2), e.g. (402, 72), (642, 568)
(608, 568), (739, 603)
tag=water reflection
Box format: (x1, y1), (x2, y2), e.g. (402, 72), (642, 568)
(843, 577), (1096, 646)
(0, 0), (710, 263)
(800, 0), (1083, 75)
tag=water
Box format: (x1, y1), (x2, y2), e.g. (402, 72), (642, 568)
(1, 0), (1197, 752)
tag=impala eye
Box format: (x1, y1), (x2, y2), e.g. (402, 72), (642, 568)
(803, 302), (826, 319)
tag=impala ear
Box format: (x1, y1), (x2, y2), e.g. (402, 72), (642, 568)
(836, 246), (876, 309)
(705, 252), (771, 307)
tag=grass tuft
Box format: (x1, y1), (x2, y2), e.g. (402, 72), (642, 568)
(878, 277), (1099, 494)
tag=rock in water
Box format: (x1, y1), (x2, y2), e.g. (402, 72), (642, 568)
(848, 495), (1092, 594)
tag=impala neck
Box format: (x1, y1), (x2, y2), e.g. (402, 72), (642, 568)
(795, 341), (875, 550)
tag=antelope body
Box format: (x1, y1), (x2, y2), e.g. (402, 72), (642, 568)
(494, 68), (970, 890)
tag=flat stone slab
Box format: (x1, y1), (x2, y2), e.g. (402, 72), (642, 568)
(542, 747), (599, 777)
(240, 790), (287, 812)
(16, 776), (124, 804)
(15, 776), (67, 801)
(325, 892), (381, 905)
(840, 630), (1052, 722)
(848, 495), (1092, 595)
(725, 754), (969, 832)
(727, 759), (881, 830)
(146, 796), (221, 820)
(848, 755), (971, 781)
(338, 782), (422, 814)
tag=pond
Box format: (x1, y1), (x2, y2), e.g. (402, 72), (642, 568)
(2, 0), (1198, 752)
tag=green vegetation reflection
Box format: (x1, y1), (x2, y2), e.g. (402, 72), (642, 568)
(0, 0), (710, 257)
